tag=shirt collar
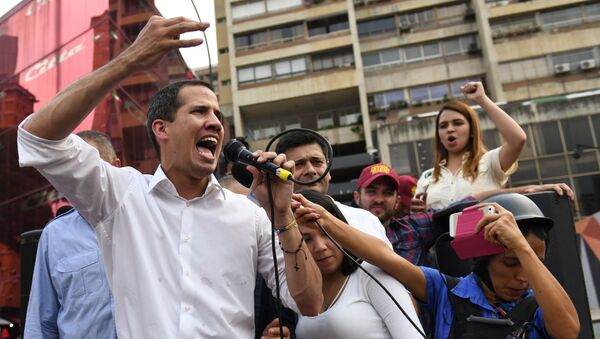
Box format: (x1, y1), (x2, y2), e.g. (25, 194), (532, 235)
(147, 166), (226, 200)
(451, 273), (527, 313)
(439, 152), (471, 167)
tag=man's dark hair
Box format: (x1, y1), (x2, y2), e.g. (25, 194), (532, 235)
(275, 131), (329, 161)
(77, 130), (117, 162)
(146, 79), (214, 158)
(297, 189), (360, 276)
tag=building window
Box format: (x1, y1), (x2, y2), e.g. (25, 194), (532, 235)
(317, 113), (334, 129)
(312, 49), (354, 71)
(532, 121), (563, 155)
(389, 142), (417, 175)
(232, 1), (266, 20)
(399, 9), (435, 30)
(271, 23), (304, 44)
(339, 110), (361, 126)
(237, 64), (272, 84)
(285, 118), (301, 129)
(274, 57), (307, 78)
(369, 89), (406, 110)
(307, 14), (349, 37)
(551, 48), (596, 73)
(541, 6), (584, 30)
(405, 41), (441, 63)
(357, 16), (396, 37)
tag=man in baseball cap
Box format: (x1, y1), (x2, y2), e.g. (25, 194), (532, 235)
(354, 163), (433, 265)
(354, 163), (401, 228)
(395, 175), (418, 218)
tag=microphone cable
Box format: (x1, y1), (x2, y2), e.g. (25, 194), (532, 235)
(261, 128), (333, 339)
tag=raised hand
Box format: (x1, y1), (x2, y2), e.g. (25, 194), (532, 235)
(120, 15), (209, 71)
(460, 81), (488, 104)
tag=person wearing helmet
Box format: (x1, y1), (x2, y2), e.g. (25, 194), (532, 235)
(292, 192), (580, 339)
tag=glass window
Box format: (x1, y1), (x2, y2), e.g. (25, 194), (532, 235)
(410, 86), (429, 102)
(380, 49), (401, 64)
(552, 48), (595, 68)
(390, 142), (417, 175)
(249, 31), (268, 47)
(317, 113), (334, 129)
(308, 15), (349, 37)
(562, 116), (594, 150)
(267, 0), (301, 12)
(235, 35), (250, 48)
(254, 64), (272, 81)
(339, 110), (361, 126)
(574, 175), (600, 216)
(362, 52), (380, 67)
(541, 7), (583, 29)
(443, 39), (461, 55)
(416, 139), (434, 171)
(385, 90), (405, 108)
(592, 114), (600, 147)
(533, 121), (563, 155)
(423, 42), (441, 59)
(232, 1), (265, 20)
(429, 84), (448, 100)
(285, 118), (301, 129)
(483, 129), (501, 150)
(271, 24), (303, 43)
(275, 60), (292, 77)
(291, 57), (307, 73)
(538, 155), (569, 177)
(510, 159), (538, 183)
(357, 16), (396, 37)
(238, 67), (254, 83)
(405, 45), (423, 63)
(585, 3), (600, 21)
(569, 151), (599, 174)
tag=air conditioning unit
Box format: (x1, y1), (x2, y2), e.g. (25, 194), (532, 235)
(554, 63), (571, 74)
(580, 59), (597, 70)
(399, 22), (412, 33)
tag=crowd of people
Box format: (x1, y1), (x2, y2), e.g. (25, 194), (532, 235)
(18, 15), (580, 339)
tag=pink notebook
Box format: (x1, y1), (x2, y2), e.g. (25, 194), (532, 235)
(450, 207), (504, 259)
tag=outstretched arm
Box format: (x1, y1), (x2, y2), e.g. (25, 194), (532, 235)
(22, 16), (209, 140)
(462, 82), (526, 172)
(292, 193), (428, 302)
(472, 183), (574, 201)
(476, 203), (580, 338)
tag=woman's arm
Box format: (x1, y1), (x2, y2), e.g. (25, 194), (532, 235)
(476, 203), (580, 338)
(292, 193), (427, 301)
(462, 82), (526, 172)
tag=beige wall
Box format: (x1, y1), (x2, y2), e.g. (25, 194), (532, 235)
(489, 0), (590, 18)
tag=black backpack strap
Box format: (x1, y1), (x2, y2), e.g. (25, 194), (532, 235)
(505, 296), (540, 338)
(443, 274), (482, 339)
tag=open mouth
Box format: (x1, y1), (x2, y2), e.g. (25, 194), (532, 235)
(195, 136), (218, 156)
(448, 136), (456, 142)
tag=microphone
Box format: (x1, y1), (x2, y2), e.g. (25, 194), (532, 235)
(223, 139), (293, 182)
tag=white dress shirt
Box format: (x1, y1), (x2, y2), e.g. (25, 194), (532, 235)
(18, 123), (298, 339)
(414, 147), (517, 210)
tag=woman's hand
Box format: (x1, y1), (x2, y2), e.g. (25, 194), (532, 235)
(474, 203), (530, 251)
(461, 81), (488, 105)
(292, 193), (330, 229)
(261, 318), (291, 339)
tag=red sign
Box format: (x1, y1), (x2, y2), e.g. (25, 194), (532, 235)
(0, 0), (109, 127)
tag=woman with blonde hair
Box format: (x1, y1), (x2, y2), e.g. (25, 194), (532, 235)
(414, 82), (526, 210)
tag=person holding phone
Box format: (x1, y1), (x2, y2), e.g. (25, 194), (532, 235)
(414, 82), (527, 210)
(293, 192), (579, 339)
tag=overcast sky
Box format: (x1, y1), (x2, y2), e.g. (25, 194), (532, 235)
(0, 0), (217, 70)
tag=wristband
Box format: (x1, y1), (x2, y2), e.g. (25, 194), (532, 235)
(275, 219), (297, 235)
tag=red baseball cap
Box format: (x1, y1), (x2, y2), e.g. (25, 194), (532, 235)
(397, 175), (418, 208)
(357, 163), (400, 192)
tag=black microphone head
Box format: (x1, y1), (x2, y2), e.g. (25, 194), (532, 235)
(223, 139), (245, 163)
(231, 162), (253, 188)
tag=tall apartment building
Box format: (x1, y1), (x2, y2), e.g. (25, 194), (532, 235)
(216, 0), (600, 216)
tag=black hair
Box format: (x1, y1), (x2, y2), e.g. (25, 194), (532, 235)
(146, 79), (214, 159)
(76, 130), (117, 162)
(275, 131), (330, 161)
(297, 189), (360, 276)
(473, 220), (551, 294)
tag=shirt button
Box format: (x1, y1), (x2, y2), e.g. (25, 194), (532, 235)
(186, 202), (190, 207)
(184, 305), (191, 312)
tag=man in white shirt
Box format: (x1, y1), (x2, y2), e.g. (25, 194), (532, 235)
(18, 16), (322, 338)
(275, 132), (391, 245)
